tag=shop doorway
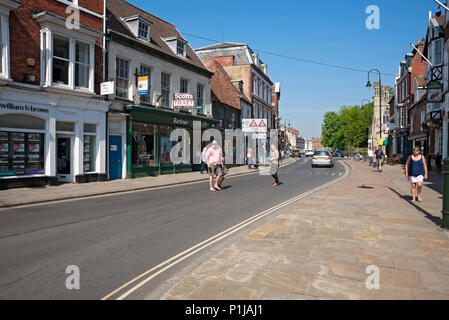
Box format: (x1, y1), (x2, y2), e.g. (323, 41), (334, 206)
(56, 136), (73, 183)
(109, 135), (122, 180)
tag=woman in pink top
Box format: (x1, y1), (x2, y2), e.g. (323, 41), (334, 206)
(206, 141), (223, 191)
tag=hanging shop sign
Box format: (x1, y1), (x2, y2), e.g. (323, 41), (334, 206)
(427, 87), (444, 103)
(173, 93), (194, 109)
(138, 76), (149, 95)
(100, 81), (115, 95)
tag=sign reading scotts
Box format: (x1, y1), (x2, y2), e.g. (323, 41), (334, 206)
(173, 93), (194, 109)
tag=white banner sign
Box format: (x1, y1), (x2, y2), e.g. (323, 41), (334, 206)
(242, 119), (267, 133)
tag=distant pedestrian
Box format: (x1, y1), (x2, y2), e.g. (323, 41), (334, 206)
(269, 144), (281, 187)
(405, 146), (428, 202)
(368, 148), (374, 166)
(246, 148), (254, 169)
(200, 147), (207, 174)
(375, 146), (384, 172)
(206, 140), (223, 192)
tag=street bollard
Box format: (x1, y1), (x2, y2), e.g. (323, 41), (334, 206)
(443, 157), (449, 229)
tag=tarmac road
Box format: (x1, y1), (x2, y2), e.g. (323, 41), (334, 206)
(0, 158), (346, 299)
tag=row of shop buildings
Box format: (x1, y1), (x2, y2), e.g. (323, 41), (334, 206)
(0, 0), (281, 189)
(389, 8), (447, 171)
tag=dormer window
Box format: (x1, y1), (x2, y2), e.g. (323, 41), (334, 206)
(138, 21), (149, 41)
(177, 40), (186, 57)
(123, 15), (152, 42)
(162, 37), (188, 58)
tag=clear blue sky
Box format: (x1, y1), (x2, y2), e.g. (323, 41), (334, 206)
(128, 0), (438, 139)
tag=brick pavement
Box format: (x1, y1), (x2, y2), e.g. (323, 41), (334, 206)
(159, 160), (449, 300)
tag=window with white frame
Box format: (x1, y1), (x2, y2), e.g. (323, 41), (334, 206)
(161, 72), (171, 108)
(177, 41), (186, 57)
(40, 30), (94, 90)
(434, 39), (443, 65)
(116, 57), (129, 99)
(140, 65), (152, 104)
(75, 41), (90, 88)
(53, 34), (70, 85)
(252, 75), (256, 94)
(0, 14), (3, 75)
(180, 78), (188, 93)
(138, 21), (150, 41)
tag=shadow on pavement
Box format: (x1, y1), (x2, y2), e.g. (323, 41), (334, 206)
(388, 187), (443, 228)
(358, 185), (374, 189)
(425, 172), (443, 195)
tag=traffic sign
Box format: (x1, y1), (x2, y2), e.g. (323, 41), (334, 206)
(242, 119), (268, 133)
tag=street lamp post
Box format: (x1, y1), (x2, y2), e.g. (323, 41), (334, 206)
(366, 69), (382, 148)
(361, 99), (372, 149)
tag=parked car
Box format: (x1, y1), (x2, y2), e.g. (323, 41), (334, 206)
(333, 150), (344, 158)
(305, 150), (314, 157)
(312, 149), (334, 168)
(292, 150), (301, 158)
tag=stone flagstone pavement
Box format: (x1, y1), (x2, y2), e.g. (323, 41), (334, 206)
(159, 160), (449, 300)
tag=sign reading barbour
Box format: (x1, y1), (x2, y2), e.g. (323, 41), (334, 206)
(173, 117), (189, 125)
(0, 102), (50, 114)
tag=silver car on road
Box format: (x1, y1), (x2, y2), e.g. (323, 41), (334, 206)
(311, 149), (334, 168)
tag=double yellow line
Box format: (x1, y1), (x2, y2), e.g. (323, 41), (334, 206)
(101, 161), (351, 300)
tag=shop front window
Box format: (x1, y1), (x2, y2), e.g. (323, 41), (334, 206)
(160, 125), (173, 165)
(83, 123), (97, 173)
(132, 122), (157, 167)
(0, 131), (45, 176)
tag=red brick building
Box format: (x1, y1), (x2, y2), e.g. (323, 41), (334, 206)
(408, 40), (428, 158)
(195, 43), (276, 129)
(0, 0), (109, 189)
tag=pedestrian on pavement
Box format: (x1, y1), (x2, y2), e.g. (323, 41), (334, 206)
(217, 149), (228, 189)
(246, 148), (254, 169)
(368, 148), (374, 166)
(269, 144), (281, 187)
(200, 147), (207, 174)
(405, 146), (428, 202)
(374, 146), (384, 173)
(206, 140), (223, 192)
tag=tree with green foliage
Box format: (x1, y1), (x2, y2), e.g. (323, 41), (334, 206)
(321, 104), (372, 150)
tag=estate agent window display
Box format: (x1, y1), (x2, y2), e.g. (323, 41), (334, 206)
(0, 131), (45, 176)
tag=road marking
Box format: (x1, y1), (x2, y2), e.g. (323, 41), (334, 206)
(101, 161), (350, 300)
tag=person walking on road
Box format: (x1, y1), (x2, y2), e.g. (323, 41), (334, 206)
(368, 148), (374, 166)
(200, 147), (207, 174)
(217, 149), (228, 190)
(206, 141), (223, 192)
(246, 148), (254, 169)
(375, 146), (384, 173)
(269, 144), (281, 187)
(405, 146), (428, 202)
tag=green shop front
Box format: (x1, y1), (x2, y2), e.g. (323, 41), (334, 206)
(125, 106), (218, 178)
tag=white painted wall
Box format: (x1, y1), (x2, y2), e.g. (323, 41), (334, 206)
(108, 42), (212, 116)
